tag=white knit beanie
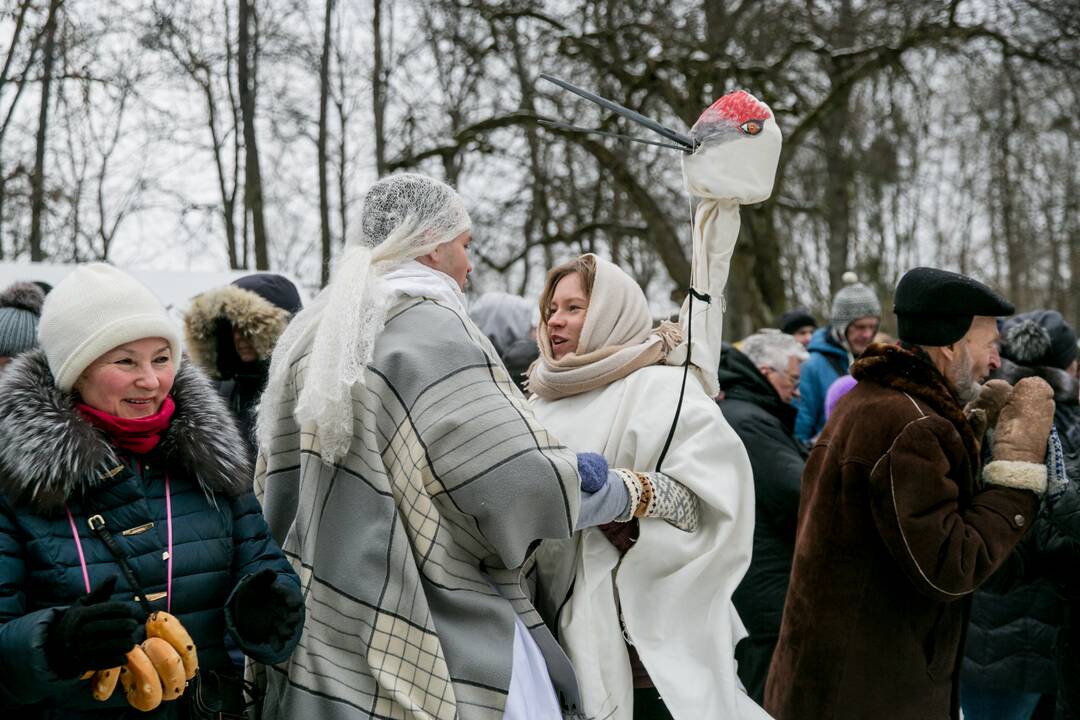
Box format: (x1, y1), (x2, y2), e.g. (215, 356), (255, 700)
(38, 263), (182, 391)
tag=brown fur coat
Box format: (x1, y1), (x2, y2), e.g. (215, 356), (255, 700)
(765, 343), (1041, 720)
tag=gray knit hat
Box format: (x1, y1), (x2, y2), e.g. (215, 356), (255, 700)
(830, 271), (881, 338)
(0, 282), (45, 357)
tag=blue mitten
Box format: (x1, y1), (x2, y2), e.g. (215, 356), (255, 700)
(577, 452), (609, 492)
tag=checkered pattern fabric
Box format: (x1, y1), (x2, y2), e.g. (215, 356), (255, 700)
(255, 296), (583, 720)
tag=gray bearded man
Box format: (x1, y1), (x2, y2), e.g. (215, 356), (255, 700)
(767, 266), (1056, 720)
(253, 173), (696, 720)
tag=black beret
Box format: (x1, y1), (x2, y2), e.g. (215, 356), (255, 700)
(777, 308), (816, 335)
(893, 267), (1014, 346)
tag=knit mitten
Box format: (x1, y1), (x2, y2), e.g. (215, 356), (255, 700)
(45, 576), (143, 678)
(229, 569), (303, 653)
(576, 452), (609, 493)
(643, 473), (700, 532)
(612, 470), (699, 532)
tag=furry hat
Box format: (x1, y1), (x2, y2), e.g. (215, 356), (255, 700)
(0, 282), (46, 358)
(184, 273), (301, 379)
(37, 264), (181, 391)
(1001, 310), (1077, 371)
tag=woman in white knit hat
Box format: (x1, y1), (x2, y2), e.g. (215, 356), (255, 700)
(0, 263), (302, 719)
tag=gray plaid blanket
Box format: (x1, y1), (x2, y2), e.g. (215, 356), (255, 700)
(255, 296), (584, 719)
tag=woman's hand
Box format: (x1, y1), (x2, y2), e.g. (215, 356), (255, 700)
(613, 471), (700, 533)
(229, 569), (303, 654)
(45, 576), (143, 678)
(576, 452), (609, 492)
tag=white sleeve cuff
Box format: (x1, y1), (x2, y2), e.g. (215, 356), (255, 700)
(982, 460), (1047, 495)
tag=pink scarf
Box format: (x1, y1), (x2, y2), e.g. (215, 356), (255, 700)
(77, 396), (176, 454)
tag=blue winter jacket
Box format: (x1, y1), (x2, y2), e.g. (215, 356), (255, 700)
(0, 351), (302, 718)
(794, 327), (851, 442)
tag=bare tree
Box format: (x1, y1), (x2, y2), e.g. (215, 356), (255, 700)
(146, 2), (246, 269)
(317, 0), (335, 285)
(28, 0), (63, 261)
(238, 0), (269, 269)
(372, 0), (387, 176)
(0, 0), (43, 260)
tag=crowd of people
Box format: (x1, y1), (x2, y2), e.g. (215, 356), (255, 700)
(0, 170), (1076, 720)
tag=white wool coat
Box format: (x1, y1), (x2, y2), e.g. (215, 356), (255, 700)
(532, 366), (771, 720)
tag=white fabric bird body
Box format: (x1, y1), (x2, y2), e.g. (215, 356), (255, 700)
(668, 91), (783, 396)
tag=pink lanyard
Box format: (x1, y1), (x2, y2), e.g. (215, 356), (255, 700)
(65, 473), (174, 612)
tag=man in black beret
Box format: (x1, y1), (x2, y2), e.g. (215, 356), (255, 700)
(767, 267), (1055, 720)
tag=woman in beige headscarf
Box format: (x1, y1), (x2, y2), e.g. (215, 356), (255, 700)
(528, 253), (769, 720)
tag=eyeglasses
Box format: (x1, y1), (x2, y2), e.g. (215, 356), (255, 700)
(768, 368), (801, 385)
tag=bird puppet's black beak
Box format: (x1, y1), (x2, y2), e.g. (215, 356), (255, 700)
(537, 73), (697, 154)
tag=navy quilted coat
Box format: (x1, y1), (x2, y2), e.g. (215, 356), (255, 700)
(0, 350), (301, 718)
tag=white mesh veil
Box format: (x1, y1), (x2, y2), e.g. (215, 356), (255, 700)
(258, 173), (471, 462)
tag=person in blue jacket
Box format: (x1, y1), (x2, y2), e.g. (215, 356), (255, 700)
(0, 263), (303, 719)
(794, 272), (881, 442)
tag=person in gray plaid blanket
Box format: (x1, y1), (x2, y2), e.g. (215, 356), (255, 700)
(253, 173), (695, 720)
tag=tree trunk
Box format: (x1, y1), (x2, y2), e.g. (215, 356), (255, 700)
(822, 84), (854, 296)
(238, 0), (269, 269)
(29, 0), (62, 262)
(337, 109), (348, 245)
(0, 0), (36, 260)
(372, 0), (387, 176)
(201, 79), (239, 269)
(1065, 134), (1080, 332)
(507, 19), (551, 290)
(318, 0), (335, 285)
(334, 28), (349, 246)
(744, 204), (786, 322)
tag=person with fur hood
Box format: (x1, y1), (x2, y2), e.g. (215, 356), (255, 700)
(184, 273), (302, 460)
(0, 281), (46, 370)
(0, 263), (303, 718)
(962, 309), (1080, 719)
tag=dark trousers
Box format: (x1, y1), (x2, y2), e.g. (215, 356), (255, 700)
(634, 687), (674, 720)
(734, 633), (776, 704)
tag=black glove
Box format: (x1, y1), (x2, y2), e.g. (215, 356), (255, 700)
(230, 569), (303, 653)
(45, 576), (143, 678)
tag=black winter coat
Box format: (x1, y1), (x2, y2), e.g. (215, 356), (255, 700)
(718, 345), (808, 703)
(962, 359), (1080, 698)
(0, 351), (302, 719)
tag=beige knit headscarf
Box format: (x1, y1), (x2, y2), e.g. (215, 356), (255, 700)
(527, 254), (682, 400)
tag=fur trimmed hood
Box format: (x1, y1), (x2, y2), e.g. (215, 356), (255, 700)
(994, 357), (1079, 407)
(184, 283), (292, 379)
(0, 349), (252, 514)
(852, 342), (980, 462)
